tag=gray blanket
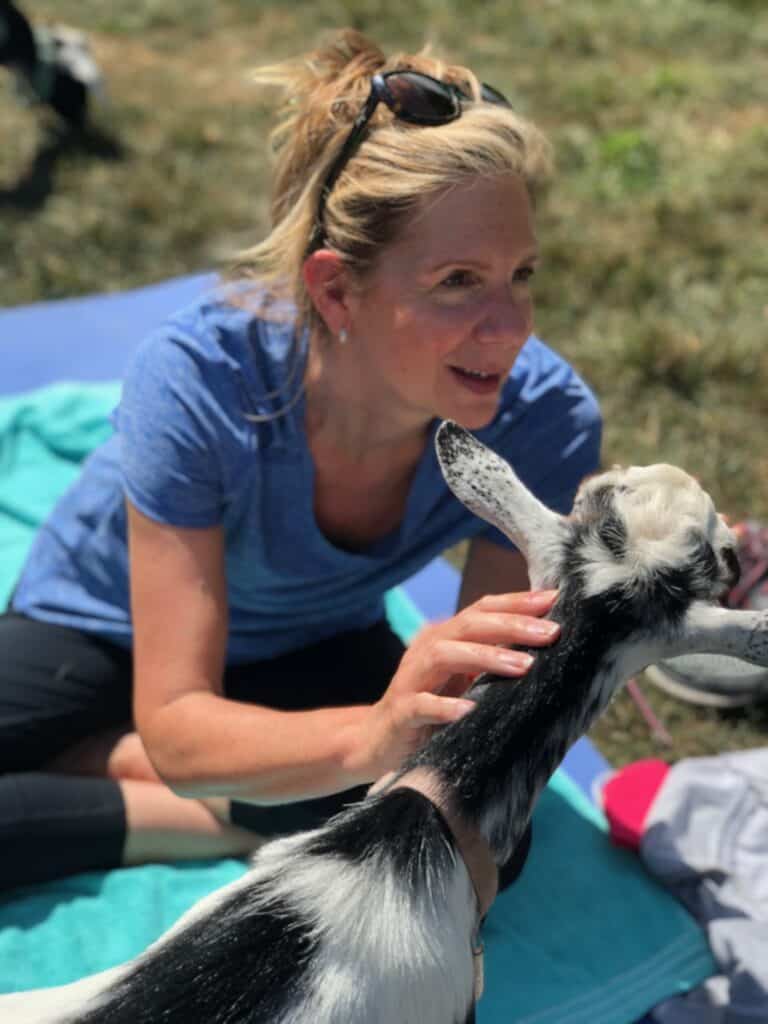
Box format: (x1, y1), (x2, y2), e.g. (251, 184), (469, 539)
(643, 748), (768, 1023)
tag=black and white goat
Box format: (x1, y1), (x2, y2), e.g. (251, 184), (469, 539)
(0, 1), (100, 127)
(4, 421), (768, 1024)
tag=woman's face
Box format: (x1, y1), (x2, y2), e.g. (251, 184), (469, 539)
(346, 174), (538, 433)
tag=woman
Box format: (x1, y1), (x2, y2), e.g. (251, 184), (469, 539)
(0, 30), (601, 889)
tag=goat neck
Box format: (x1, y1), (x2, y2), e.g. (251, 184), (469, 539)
(392, 571), (631, 866)
(394, 421), (768, 867)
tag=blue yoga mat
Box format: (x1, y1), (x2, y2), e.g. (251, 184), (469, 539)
(0, 380), (716, 1021)
(0, 273), (215, 397)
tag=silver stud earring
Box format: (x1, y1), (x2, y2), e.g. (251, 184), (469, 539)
(339, 327), (349, 345)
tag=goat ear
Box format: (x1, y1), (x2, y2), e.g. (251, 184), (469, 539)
(669, 601), (768, 666)
(435, 421), (567, 587)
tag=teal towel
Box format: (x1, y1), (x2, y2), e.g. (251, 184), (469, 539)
(0, 382), (121, 609)
(0, 383), (716, 1021)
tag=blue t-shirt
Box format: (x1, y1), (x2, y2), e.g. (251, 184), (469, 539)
(11, 290), (602, 663)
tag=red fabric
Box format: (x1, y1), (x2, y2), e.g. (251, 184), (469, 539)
(601, 759), (670, 850)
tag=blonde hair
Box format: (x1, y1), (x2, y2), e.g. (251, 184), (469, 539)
(229, 30), (552, 418)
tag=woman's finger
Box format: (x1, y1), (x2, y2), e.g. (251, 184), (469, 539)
(406, 637), (536, 691)
(448, 609), (560, 647)
(396, 690), (477, 729)
(471, 590), (558, 614)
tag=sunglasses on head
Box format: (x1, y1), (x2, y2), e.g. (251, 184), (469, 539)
(308, 70), (511, 253)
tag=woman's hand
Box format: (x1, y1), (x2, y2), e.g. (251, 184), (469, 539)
(348, 589), (560, 783)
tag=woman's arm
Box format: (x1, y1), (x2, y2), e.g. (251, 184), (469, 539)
(458, 536), (531, 610)
(129, 502), (558, 802)
(128, 499), (372, 804)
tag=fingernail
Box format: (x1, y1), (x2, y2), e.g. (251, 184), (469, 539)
(528, 589), (558, 605)
(497, 651), (534, 671)
(452, 700), (477, 719)
(528, 621), (560, 640)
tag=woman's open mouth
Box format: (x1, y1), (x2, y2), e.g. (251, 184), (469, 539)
(448, 365), (502, 395)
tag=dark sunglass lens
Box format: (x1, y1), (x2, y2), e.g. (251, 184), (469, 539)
(385, 72), (458, 122)
(480, 82), (512, 108)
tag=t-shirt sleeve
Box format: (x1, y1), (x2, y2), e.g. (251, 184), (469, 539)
(115, 327), (237, 528)
(476, 357), (603, 550)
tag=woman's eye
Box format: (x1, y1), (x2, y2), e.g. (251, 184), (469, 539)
(439, 269), (477, 289)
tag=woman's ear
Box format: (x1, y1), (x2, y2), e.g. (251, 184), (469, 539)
(302, 250), (353, 337)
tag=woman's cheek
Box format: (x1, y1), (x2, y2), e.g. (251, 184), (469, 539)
(415, 299), (482, 339)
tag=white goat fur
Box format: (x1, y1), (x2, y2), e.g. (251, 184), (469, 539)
(3, 420), (767, 1024)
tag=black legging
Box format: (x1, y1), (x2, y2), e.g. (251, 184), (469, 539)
(0, 611), (531, 890)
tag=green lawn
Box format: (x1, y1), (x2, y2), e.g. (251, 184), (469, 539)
(2, 0), (767, 766)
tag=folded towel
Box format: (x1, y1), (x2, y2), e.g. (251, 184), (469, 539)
(0, 381), (121, 608)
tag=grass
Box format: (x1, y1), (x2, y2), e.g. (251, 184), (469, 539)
(1, 0), (767, 769)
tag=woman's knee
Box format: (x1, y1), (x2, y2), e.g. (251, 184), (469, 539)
(0, 612), (133, 773)
(42, 727), (160, 783)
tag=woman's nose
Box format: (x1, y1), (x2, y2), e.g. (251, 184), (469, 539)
(473, 294), (533, 346)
